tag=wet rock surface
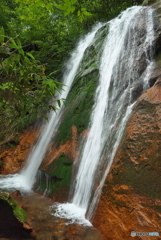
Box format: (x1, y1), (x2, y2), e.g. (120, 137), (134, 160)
(92, 78), (161, 239)
(0, 191), (34, 240)
(0, 127), (39, 174)
(10, 192), (103, 240)
(92, 4), (161, 239)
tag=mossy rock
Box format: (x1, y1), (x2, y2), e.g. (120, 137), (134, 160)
(55, 70), (99, 146)
(0, 191), (27, 223)
(35, 154), (73, 199)
(0, 191), (34, 239)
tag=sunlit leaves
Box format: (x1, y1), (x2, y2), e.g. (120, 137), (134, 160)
(77, 8), (92, 22)
(56, 0), (76, 15)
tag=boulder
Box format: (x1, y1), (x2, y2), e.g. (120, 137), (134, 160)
(0, 191), (34, 239)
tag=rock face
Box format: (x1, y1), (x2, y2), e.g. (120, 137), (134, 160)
(92, 78), (161, 240)
(92, 2), (161, 239)
(0, 127), (39, 174)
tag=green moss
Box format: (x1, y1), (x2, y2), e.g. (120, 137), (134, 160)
(9, 198), (27, 223)
(0, 192), (27, 223)
(155, 52), (161, 68)
(47, 154), (72, 182)
(55, 70), (99, 145)
(36, 154), (73, 196)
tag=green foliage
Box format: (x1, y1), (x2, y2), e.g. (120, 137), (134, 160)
(0, 0), (142, 144)
(0, 28), (63, 144)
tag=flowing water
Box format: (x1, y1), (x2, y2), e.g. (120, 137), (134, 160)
(0, 23), (102, 192)
(55, 6), (155, 224)
(0, 4), (155, 228)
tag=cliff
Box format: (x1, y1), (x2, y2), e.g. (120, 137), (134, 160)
(92, 2), (161, 239)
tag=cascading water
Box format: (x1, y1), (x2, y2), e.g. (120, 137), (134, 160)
(55, 6), (155, 225)
(0, 23), (102, 192)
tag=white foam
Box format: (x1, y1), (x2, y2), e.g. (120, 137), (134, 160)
(0, 174), (31, 192)
(53, 203), (92, 226)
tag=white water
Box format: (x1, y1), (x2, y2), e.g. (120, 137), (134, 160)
(55, 6), (155, 224)
(143, 7), (155, 89)
(0, 23), (102, 192)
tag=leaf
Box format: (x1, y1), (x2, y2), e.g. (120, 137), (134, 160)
(10, 39), (18, 48)
(70, 0), (77, 4)
(57, 99), (61, 107)
(49, 105), (57, 111)
(0, 27), (5, 43)
(9, 43), (20, 49)
(83, 11), (92, 16)
(40, 114), (48, 121)
(70, 6), (75, 13)
(81, 8), (92, 16)
(26, 52), (35, 60)
(49, 81), (56, 92)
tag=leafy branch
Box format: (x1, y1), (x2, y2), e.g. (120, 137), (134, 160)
(0, 27), (64, 143)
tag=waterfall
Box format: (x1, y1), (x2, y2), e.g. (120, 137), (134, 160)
(55, 6), (155, 225)
(0, 23), (102, 192)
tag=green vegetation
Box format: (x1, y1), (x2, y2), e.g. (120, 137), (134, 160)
(9, 196), (27, 222)
(0, 192), (27, 222)
(0, 27), (64, 144)
(35, 154), (73, 196)
(0, 0), (142, 145)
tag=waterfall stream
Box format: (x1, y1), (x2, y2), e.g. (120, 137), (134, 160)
(0, 23), (102, 192)
(55, 6), (155, 224)
(0, 4), (155, 228)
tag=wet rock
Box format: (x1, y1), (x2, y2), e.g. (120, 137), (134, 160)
(0, 191), (34, 239)
(92, 6), (161, 239)
(11, 190), (22, 198)
(131, 83), (143, 103)
(0, 127), (39, 174)
(92, 78), (161, 240)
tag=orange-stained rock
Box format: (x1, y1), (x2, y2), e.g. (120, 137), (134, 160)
(0, 127), (39, 174)
(92, 79), (161, 239)
(40, 140), (72, 170)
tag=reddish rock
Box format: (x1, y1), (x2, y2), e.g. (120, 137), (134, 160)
(92, 79), (161, 239)
(40, 125), (78, 170)
(0, 127), (39, 174)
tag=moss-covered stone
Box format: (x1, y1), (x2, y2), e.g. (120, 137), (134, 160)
(35, 154), (73, 199)
(0, 192), (34, 239)
(0, 191), (27, 223)
(55, 71), (99, 145)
